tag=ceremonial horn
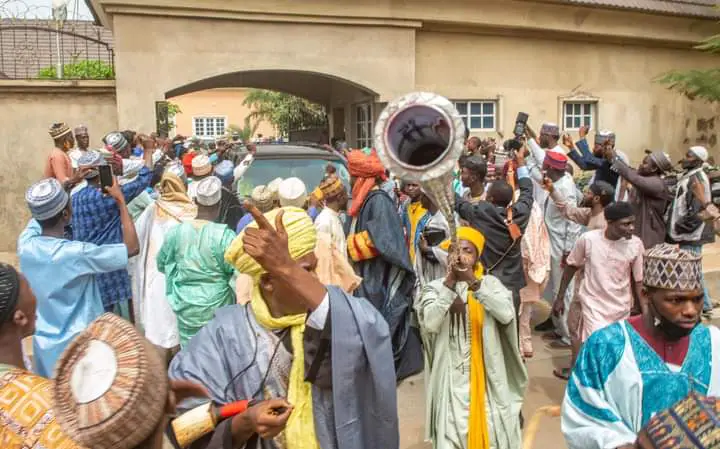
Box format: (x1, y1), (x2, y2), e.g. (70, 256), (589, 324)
(374, 92), (465, 251)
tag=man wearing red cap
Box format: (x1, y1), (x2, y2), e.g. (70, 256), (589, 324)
(534, 152), (583, 348)
(345, 149), (422, 382)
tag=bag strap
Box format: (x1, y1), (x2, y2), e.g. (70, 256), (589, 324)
(487, 235), (520, 274)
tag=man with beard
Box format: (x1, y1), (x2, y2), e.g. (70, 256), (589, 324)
(401, 181), (428, 264)
(564, 127), (630, 201)
(526, 123), (565, 207)
(552, 202), (644, 379)
(607, 148), (673, 249)
(667, 146), (713, 313)
(562, 244), (720, 449)
(345, 149), (421, 381)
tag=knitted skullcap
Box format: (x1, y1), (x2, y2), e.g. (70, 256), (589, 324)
(53, 313), (169, 449)
(104, 132), (129, 153)
(278, 177), (307, 208)
(26, 178), (69, 221)
(0, 263), (20, 325)
(251, 185), (274, 213)
(49, 122), (72, 140)
(643, 243), (703, 291)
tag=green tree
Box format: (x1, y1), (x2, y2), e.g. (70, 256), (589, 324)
(242, 89), (327, 136)
(656, 31), (720, 102)
(226, 117), (260, 141)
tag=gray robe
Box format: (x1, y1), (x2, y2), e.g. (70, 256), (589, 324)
(168, 286), (399, 449)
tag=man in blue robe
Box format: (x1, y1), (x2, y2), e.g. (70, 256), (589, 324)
(169, 205), (398, 449)
(562, 243), (720, 449)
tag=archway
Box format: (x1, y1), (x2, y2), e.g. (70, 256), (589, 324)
(164, 69), (380, 147)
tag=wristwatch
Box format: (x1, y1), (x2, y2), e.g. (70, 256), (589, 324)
(468, 279), (482, 292)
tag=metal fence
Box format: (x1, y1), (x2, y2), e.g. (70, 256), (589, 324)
(0, 21), (114, 80)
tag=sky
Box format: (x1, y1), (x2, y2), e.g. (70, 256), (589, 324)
(1, 0), (93, 20)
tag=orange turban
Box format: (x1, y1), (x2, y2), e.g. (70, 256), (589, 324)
(347, 149), (387, 217)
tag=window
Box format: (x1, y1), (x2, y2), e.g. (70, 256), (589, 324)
(563, 102), (595, 130)
(453, 100), (497, 131)
(355, 103), (373, 148)
(193, 116), (227, 138)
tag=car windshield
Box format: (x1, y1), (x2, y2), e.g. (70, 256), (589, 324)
(236, 158), (350, 198)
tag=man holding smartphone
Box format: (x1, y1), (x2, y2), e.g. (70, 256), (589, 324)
(71, 150), (151, 321)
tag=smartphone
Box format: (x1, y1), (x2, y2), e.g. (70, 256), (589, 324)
(99, 165), (113, 191)
(513, 112), (529, 137)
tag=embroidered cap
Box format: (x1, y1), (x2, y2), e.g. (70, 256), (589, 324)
(195, 176), (222, 206)
(278, 177), (307, 208)
(49, 122), (72, 140)
(643, 391), (720, 449)
(53, 313), (169, 449)
(26, 178), (69, 221)
(191, 154), (212, 177)
(643, 243), (703, 291)
(250, 185), (274, 213)
(74, 125), (89, 136)
(104, 132), (130, 153)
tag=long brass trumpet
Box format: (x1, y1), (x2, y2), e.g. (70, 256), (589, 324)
(374, 92), (466, 252)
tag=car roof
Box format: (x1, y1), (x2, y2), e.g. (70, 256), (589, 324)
(251, 143), (345, 161)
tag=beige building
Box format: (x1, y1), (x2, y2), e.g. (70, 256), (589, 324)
(89, 0), (719, 165)
(170, 88), (276, 140)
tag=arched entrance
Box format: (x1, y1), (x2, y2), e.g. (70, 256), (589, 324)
(162, 70), (380, 146)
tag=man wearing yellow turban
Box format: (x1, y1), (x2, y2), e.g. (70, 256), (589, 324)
(415, 227), (528, 449)
(169, 205), (399, 449)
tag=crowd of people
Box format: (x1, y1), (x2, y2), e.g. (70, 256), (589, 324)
(0, 117), (719, 449)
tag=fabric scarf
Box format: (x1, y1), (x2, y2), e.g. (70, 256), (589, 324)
(159, 173), (193, 204)
(407, 202), (428, 262)
(347, 150), (386, 217)
(468, 276), (490, 449)
(250, 286), (319, 449)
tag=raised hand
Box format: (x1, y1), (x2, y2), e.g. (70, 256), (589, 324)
(241, 202), (293, 275)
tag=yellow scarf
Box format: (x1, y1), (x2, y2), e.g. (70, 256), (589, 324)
(468, 263), (490, 449)
(250, 286), (319, 449)
(408, 201), (427, 262)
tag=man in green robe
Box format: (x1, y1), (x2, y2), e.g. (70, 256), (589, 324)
(415, 227), (528, 449)
(157, 176), (236, 346)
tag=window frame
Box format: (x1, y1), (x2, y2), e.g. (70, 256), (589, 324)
(558, 94), (600, 132)
(354, 103), (373, 149)
(452, 100), (498, 132)
(192, 115), (228, 139)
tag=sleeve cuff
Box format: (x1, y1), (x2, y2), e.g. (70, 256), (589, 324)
(347, 230), (379, 262)
(516, 166), (529, 179)
(306, 293), (330, 329)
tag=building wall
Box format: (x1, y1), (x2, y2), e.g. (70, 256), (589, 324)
(0, 80), (118, 252)
(169, 88), (276, 139)
(414, 31), (720, 163)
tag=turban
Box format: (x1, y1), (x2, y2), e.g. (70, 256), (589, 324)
(594, 130), (616, 145)
(603, 201), (634, 222)
(49, 122), (72, 140)
(26, 178), (69, 221)
(195, 176), (222, 206)
(74, 125), (88, 136)
(225, 207), (317, 279)
(689, 145), (709, 163)
(642, 392), (720, 449)
(104, 132), (129, 153)
(279, 177), (307, 208)
(159, 171), (193, 205)
(347, 149), (387, 217)
(0, 263), (20, 325)
(251, 185), (274, 213)
(645, 150), (673, 174)
(192, 154), (212, 176)
(318, 174), (344, 199)
(267, 177), (283, 202)
(543, 151), (568, 171)
(540, 122), (560, 136)
(643, 243), (703, 291)
(214, 160), (234, 184)
(53, 314), (168, 449)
